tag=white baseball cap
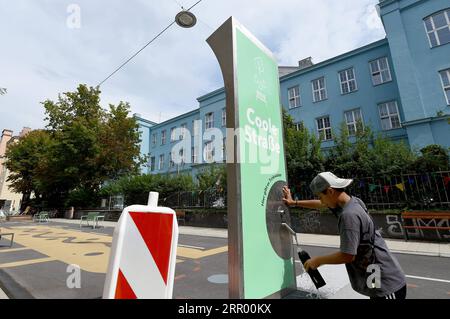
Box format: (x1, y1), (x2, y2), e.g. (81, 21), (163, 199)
(310, 172), (353, 194)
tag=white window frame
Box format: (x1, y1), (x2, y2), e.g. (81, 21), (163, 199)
(169, 152), (175, 168)
(161, 130), (166, 145)
(150, 156), (156, 172)
(193, 120), (200, 137)
(439, 69), (450, 105)
(339, 68), (358, 95)
(222, 137), (226, 162)
(344, 108), (363, 136)
(316, 116), (332, 141)
(180, 123), (187, 140)
(370, 57), (392, 86)
(222, 109), (226, 127)
(152, 133), (157, 147)
(295, 122), (304, 131)
(159, 154), (165, 170)
(378, 101), (401, 130)
(204, 141), (214, 163)
(288, 85), (301, 108)
(179, 148), (185, 166)
(312, 77), (327, 102)
(205, 113), (214, 130)
(424, 9), (450, 48)
(170, 127), (177, 142)
(192, 146), (198, 164)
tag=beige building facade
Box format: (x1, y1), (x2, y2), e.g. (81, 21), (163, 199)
(0, 128), (31, 212)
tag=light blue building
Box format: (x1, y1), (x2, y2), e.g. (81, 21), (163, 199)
(137, 0), (450, 176)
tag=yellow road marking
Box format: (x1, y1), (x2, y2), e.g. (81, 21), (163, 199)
(3, 225), (227, 273)
(2, 225), (111, 273)
(177, 246), (228, 259)
(0, 257), (56, 268)
(0, 248), (29, 254)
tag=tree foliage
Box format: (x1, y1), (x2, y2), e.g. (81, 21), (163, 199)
(100, 173), (195, 206)
(283, 109), (324, 189)
(5, 84), (143, 209)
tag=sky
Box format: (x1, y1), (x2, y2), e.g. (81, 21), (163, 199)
(0, 0), (386, 136)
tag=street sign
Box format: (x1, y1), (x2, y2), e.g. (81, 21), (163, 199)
(207, 17), (296, 299)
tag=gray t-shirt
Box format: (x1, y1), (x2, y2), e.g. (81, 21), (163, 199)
(333, 196), (406, 297)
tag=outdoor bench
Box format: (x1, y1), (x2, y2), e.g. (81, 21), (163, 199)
(401, 211), (450, 241)
(80, 212), (105, 229)
(33, 211), (50, 223)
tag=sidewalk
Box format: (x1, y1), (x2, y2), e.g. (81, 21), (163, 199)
(51, 219), (450, 257)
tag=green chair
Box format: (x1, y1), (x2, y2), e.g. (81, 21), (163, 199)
(80, 212), (105, 229)
(33, 212), (50, 223)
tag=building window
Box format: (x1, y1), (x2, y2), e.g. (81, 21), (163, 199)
(204, 141), (214, 163)
(205, 113), (214, 130)
(170, 127), (177, 142)
(222, 137), (226, 162)
(312, 77), (327, 102)
(222, 108), (226, 127)
(193, 120), (200, 137)
(149, 156), (155, 172)
(439, 69), (450, 105)
(159, 154), (165, 170)
(295, 122), (304, 131)
(192, 146), (198, 164)
(370, 57), (392, 85)
(339, 68), (357, 94)
(179, 148), (185, 166)
(161, 130), (166, 145)
(152, 133), (157, 147)
(344, 109), (363, 136)
(316, 116), (332, 141)
(180, 123), (187, 140)
(424, 9), (450, 48)
(169, 152), (175, 168)
(288, 86), (301, 108)
(378, 101), (401, 130)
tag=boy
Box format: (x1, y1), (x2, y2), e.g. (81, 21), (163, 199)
(282, 172), (407, 299)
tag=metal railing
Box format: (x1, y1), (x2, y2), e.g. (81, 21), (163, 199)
(163, 171), (450, 210)
(292, 171), (450, 210)
(161, 188), (226, 209)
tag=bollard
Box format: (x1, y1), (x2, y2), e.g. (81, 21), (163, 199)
(103, 192), (179, 299)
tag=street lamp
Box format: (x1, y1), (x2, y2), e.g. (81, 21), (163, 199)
(175, 10), (197, 28)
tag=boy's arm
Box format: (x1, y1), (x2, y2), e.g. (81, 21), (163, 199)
(282, 186), (326, 209)
(304, 252), (355, 271)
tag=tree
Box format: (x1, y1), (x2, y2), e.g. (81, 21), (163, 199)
(368, 133), (416, 177)
(196, 165), (226, 191)
(413, 144), (449, 172)
(6, 84), (143, 209)
(5, 130), (54, 207)
(283, 109), (324, 189)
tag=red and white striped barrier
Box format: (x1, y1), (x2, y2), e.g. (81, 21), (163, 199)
(103, 192), (179, 299)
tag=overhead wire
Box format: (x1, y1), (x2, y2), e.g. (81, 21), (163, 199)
(97, 0), (204, 87)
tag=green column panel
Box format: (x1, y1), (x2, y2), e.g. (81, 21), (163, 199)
(208, 17), (296, 299)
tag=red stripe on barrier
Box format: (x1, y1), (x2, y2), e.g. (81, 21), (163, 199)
(129, 212), (174, 284)
(115, 269), (137, 299)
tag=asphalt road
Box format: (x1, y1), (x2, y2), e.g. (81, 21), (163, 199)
(0, 222), (448, 299)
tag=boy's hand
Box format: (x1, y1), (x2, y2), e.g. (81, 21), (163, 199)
(282, 186), (295, 206)
(304, 257), (320, 272)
